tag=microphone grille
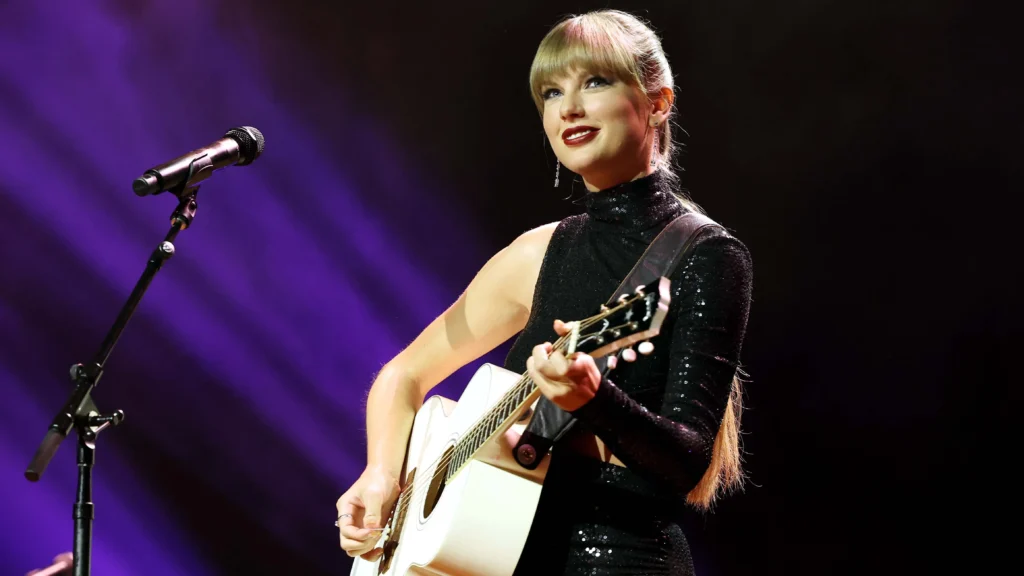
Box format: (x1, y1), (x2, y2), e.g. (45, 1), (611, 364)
(225, 126), (265, 165)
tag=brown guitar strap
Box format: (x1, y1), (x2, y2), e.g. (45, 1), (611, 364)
(512, 210), (723, 469)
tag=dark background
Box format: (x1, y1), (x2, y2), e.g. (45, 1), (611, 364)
(0, 1), (1016, 574)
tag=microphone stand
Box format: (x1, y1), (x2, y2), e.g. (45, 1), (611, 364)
(25, 175), (204, 576)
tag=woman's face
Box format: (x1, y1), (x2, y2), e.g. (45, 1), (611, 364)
(540, 68), (658, 191)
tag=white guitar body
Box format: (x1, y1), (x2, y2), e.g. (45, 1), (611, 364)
(349, 276), (672, 576)
(350, 363), (549, 576)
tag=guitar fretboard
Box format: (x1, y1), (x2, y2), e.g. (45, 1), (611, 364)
(444, 376), (535, 482)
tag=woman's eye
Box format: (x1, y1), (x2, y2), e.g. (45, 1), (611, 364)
(586, 76), (611, 88)
(542, 88), (562, 100)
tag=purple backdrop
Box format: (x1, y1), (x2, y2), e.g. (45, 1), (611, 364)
(0, 2), (498, 574)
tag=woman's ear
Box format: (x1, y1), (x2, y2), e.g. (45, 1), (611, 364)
(649, 86), (674, 127)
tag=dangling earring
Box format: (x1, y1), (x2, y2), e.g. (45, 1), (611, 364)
(554, 160), (561, 187)
(651, 123), (659, 167)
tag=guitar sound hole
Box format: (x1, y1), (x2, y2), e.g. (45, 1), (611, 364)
(422, 445), (454, 519)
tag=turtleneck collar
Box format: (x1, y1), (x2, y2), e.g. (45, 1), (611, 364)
(578, 170), (684, 232)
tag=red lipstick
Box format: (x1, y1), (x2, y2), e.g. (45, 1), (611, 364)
(561, 125), (599, 146)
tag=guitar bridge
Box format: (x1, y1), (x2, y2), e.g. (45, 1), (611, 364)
(377, 468), (416, 574)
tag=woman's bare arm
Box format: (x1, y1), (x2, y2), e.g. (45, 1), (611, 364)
(364, 222), (557, 479)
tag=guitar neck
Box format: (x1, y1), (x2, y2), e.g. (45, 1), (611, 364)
(444, 375), (540, 482)
(441, 278), (671, 482)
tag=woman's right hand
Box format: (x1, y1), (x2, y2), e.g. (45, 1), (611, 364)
(337, 466), (402, 560)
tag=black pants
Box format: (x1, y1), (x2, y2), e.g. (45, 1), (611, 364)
(512, 450), (695, 576)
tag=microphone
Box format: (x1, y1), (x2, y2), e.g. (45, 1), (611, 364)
(132, 126), (265, 196)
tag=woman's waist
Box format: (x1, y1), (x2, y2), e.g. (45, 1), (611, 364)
(551, 429), (681, 505)
(562, 427), (626, 466)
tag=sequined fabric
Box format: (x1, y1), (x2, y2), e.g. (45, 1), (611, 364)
(505, 171), (753, 575)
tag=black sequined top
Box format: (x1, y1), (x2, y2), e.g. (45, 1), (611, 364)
(503, 171), (753, 499)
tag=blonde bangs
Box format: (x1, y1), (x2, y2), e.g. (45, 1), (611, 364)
(529, 16), (643, 112)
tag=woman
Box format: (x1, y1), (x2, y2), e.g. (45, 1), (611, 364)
(337, 10), (752, 575)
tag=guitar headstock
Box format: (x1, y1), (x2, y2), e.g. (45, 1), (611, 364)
(568, 276), (671, 360)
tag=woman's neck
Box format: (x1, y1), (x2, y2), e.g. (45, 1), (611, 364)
(578, 170), (682, 232)
(582, 164), (657, 192)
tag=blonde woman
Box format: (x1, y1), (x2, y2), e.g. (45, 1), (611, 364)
(338, 10), (752, 575)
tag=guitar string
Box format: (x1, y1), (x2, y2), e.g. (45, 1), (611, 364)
(385, 300), (648, 528)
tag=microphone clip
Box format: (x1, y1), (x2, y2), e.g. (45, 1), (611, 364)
(170, 186), (199, 230)
(166, 153), (209, 230)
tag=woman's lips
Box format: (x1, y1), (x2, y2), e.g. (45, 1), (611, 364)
(562, 127), (599, 146)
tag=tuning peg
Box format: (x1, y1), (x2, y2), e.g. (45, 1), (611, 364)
(634, 285), (646, 294)
(607, 355), (619, 370)
(638, 341), (654, 355)
(621, 347), (637, 362)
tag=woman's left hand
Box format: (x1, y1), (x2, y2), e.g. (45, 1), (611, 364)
(527, 320), (603, 412)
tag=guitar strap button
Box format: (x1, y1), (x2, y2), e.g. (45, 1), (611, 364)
(516, 444), (537, 466)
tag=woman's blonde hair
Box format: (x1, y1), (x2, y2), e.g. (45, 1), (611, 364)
(530, 10), (746, 511)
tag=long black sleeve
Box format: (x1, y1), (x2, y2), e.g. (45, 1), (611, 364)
(570, 233), (753, 495)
